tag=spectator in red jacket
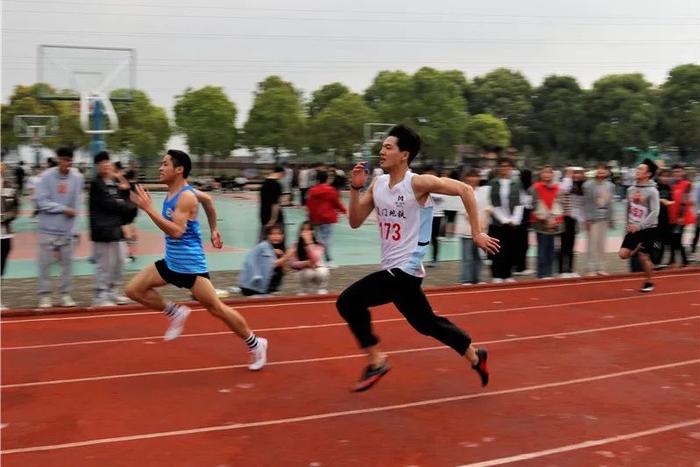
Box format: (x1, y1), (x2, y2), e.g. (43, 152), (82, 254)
(668, 165), (696, 267)
(530, 166), (564, 279)
(306, 170), (347, 268)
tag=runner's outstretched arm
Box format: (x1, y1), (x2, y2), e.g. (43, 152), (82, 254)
(412, 174), (500, 255)
(348, 162), (376, 228)
(130, 184), (192, 238)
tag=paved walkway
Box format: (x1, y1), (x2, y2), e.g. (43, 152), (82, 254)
(4, 252), (688, 310)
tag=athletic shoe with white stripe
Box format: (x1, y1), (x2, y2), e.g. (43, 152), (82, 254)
(164, 305), (191, 341)
(249, 337), (268, 371)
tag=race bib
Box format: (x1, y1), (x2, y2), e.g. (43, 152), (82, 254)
(628, 202), (648, 224)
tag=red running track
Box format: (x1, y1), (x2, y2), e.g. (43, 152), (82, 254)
(1, 272), (699, 466)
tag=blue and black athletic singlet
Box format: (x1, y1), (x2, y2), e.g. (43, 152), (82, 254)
(162, 185), (208, 274)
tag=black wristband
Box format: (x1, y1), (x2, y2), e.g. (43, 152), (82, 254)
(350, 184), (364, 191)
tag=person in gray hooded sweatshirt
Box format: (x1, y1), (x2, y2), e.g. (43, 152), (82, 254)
(35, 147), (84, 308)
(583, 163), (615, 275)
(618, 158), (660, 293)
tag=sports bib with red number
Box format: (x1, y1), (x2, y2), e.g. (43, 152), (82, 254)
(372, 171), (433, 277)
(628, 201), (648, 225)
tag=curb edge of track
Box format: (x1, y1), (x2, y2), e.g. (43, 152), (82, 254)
(2, 266), (698, 318)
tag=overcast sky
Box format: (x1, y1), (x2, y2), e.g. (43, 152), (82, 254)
(3, 0), (699, 125)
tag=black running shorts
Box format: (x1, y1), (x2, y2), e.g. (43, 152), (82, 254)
(621, 228), (659, 254)
(155, 259), (210, 289)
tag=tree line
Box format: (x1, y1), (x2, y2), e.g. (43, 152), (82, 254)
(1, 64), (698, 165)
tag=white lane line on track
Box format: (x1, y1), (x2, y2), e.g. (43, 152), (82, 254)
(3, 289), (698, 351)
(2, 359), (698, 455)
(3, 315), (698, 389)
(456, 419), (700, 467)
(3, 272), (698, 324)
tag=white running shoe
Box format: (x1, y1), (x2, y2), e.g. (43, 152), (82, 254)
(38, 297), (52, 308)
(317, 288), (328, 295)
(248, 337), (268, 371)
(61, 295), (77, 307)
(164, 306), (191, 341)
(111, 294), (131, 305)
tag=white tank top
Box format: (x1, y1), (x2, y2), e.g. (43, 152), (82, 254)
(372, 171), (433, 277)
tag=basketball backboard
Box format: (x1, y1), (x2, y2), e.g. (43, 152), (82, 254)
(37, 45), (136, 102)
(363, 123), (395, 144)
(37, 45), (135, 138)
(13, 115), (59, 138)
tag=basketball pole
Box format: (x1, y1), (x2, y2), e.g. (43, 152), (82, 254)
(32, 139), (41, 167)
(89, 100), (105, 156)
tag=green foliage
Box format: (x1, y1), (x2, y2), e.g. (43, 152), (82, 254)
(468, 68), (533, 147)
(107, 89), (171, 163)
(586, 73), (658, 160)
(365, 67), (469, 162)
(308, 82), (350, 118)
(659, 64), (700, 153)
(1, 83), (86, 150)
(464, 113), (511, 149)
(243, 76), (305, 154)
(174, 86), (237, 158)
(530, 75), (587, 159)
(308, 93), (376, 160)
(364, 70), (415, 122)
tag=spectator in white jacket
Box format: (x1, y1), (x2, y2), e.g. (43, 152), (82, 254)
(455, 168), (492, 284)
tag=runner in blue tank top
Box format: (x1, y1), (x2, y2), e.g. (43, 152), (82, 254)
(125, 150), (267, 370)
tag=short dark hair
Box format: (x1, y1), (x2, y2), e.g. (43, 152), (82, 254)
(114, 161), (123, 170)
(167, 149), (191, 178)
(47, 157), (57, 167)
(316, 170), (328, 184)
(659, 168), (671, 176)
(273, 166), (285, 174)
(387, 124), (421, 164)
(641, 158), (658, 177)
(497, 158), (512, 167)
(56, 147), (74, 159)
(671, 164), (684, 170)
(93, 150), (110, 165)
(265, 224), (283, 236)
(596, 163), (608, 170)
(465, 167), (480, 177)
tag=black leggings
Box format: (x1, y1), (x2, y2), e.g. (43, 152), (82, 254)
(669, 227), (688, 266)
(336, 269), (471, 355)
(558, 216), (577, 273)
(1, 237), (11, 276)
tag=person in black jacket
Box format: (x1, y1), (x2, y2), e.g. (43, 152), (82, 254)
(89, 151), (137, 306)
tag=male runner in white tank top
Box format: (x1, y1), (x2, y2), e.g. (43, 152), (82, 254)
(336, 125), (500, 392)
